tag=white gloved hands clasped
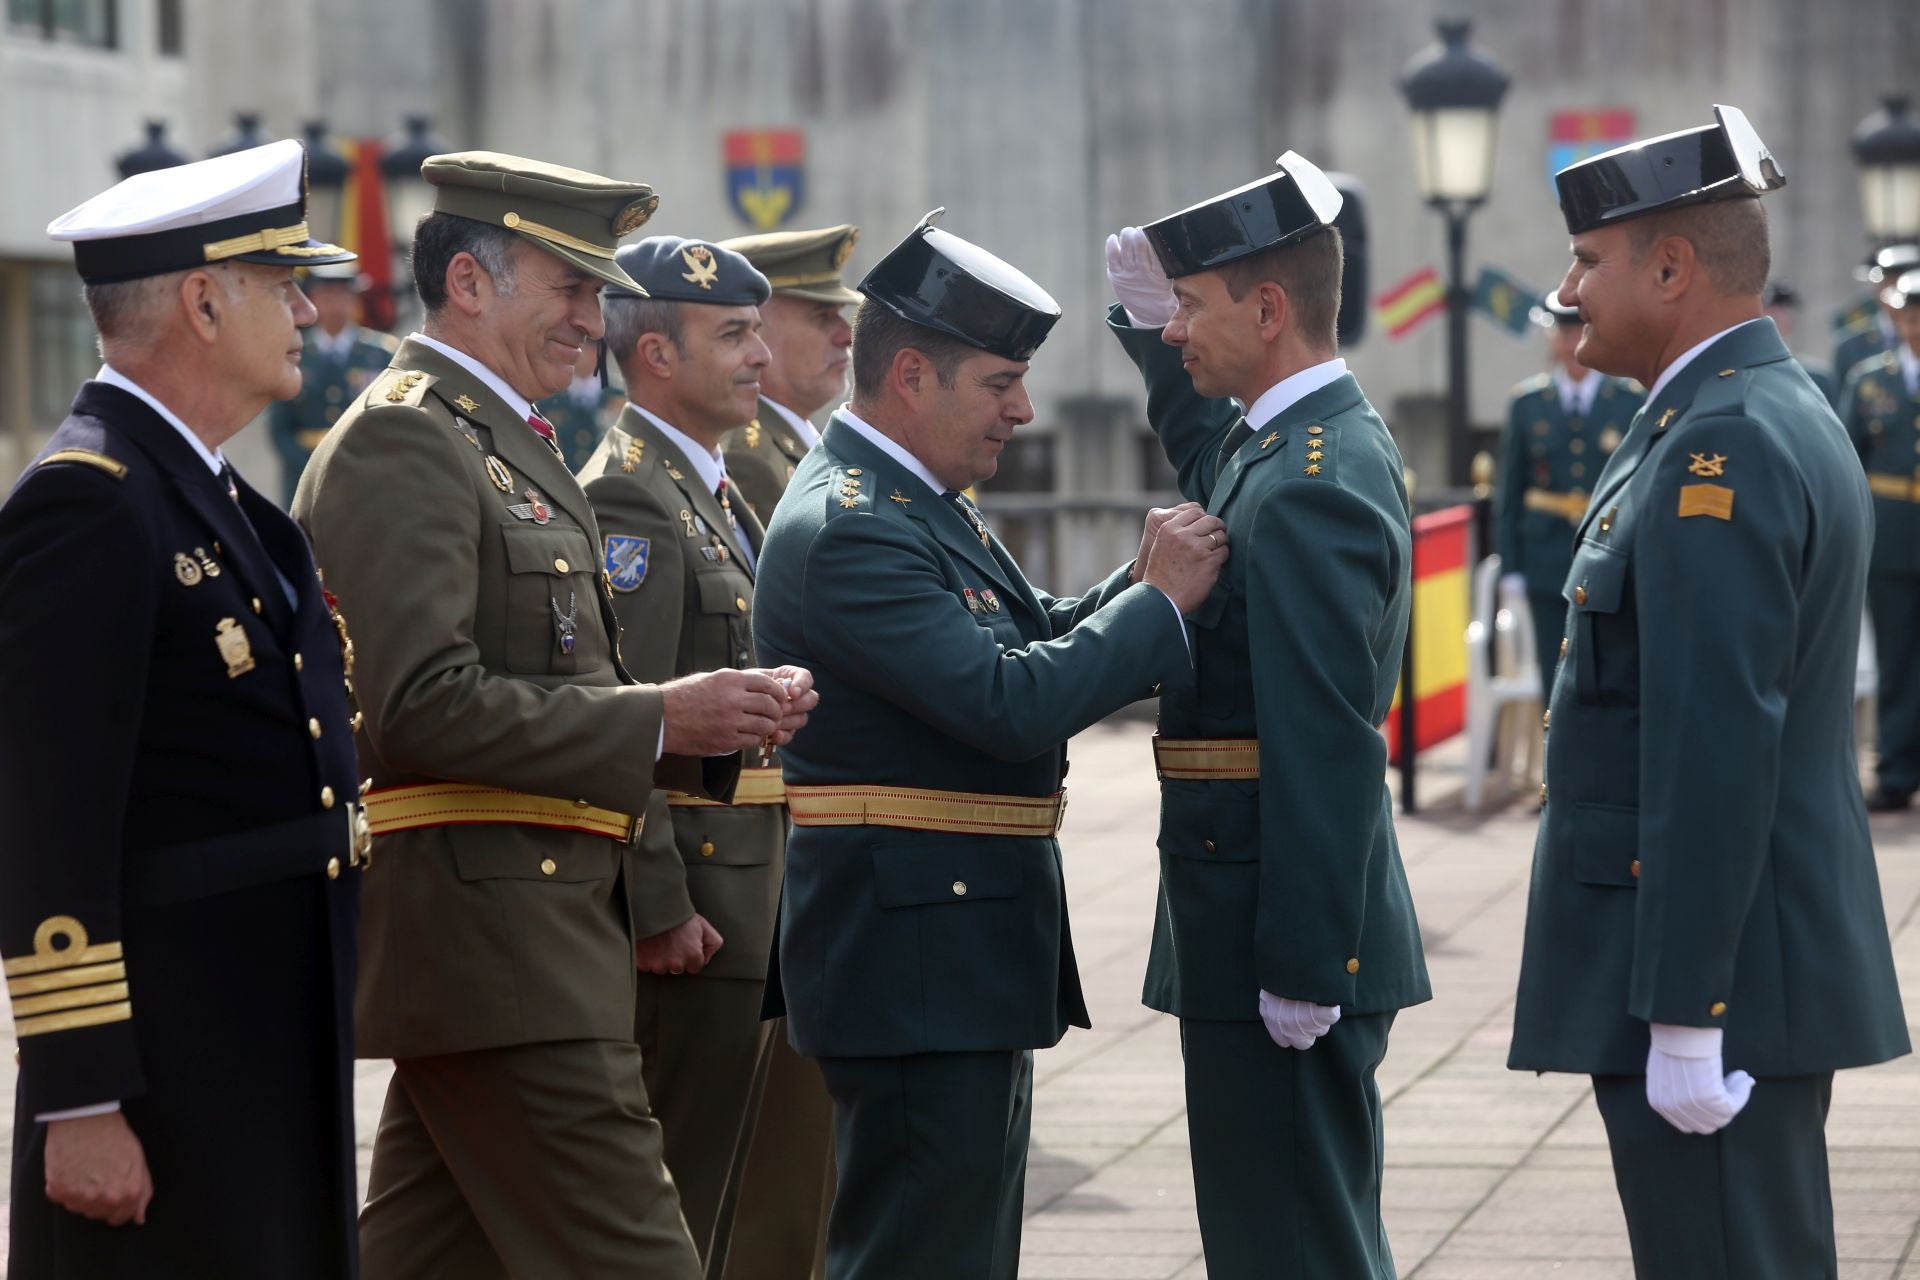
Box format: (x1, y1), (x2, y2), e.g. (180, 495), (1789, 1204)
(1258, 990), (1341, 1050)
(1645, 1024), (1754, 1135)
(1104, 226), (1177, 329)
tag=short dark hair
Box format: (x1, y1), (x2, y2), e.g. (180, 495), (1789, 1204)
(409, 212), (519, 313)
(1627, 197), (1770, 298)
(849, 299), (978, 400)
(604, 296), (685, 380)
(1215, 226), (1344, 352)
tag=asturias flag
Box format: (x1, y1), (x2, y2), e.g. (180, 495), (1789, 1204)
(725, 129), (805, 232)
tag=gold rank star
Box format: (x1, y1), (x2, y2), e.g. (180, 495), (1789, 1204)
(1303, 463), (1322, 476)
(839, 496), (859, 509)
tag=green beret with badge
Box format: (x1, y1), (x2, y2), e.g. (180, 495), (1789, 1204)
(421, 151), (659, 293)
(719, 223), (862, 305)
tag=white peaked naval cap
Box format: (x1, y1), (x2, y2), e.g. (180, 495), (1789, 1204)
(48, 138), (353, 284)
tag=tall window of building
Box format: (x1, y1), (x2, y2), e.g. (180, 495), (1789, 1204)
(7, 0), (117, 48)
(28, 266), (98, 431)
(155, 0), (179, 54)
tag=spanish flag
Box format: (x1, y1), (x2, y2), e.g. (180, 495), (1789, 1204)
(1377, 266), (1445, 340)
(1383, 505), (1471, 764)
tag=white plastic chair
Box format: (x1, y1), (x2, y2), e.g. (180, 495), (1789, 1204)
(1464, 554), (1544, 812)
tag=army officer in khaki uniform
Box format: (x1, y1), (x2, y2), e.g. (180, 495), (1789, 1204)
(718, 224), (861, 525)
(294, 153), (816, 1280)
(577, 236), (800, 1275)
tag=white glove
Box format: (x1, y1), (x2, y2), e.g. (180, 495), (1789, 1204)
(1645, 1024), (1755, 1135)
(1258, 990), (1341, 1050)
(1104, 227), (1177, 329)
(1499, 572), (1527, 596)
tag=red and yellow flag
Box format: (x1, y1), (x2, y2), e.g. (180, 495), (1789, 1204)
(1377, 266), (1445, 339)
(1383, 505), (1471, 764)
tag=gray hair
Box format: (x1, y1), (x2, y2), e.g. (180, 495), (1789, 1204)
(409, 212), (520, 313)
(82, 262), (244, 357)
(604, 295), (686, 379)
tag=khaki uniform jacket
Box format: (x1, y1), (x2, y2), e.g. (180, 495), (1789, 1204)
(722, 397), (811, 527)
(578, 409), (786, 981)
(293, 337), (732, 1060)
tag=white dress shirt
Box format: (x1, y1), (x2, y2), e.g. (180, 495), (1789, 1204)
(1552, 366), (1602, 417)
(762, 397), (822, 450)
(411, 332), (535, 425)
(631, 406), (753, 572)
(1242, 358), (1350, 432)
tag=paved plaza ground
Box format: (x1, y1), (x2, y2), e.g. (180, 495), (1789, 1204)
(3, 718), (1919, 1276)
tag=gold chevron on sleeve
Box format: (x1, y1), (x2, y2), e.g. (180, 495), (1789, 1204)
(3, 916), (123, 977)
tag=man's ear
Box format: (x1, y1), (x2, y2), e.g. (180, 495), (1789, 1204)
(1652, 236), (1697, 299)
(443, 252), (490, 318)
(890, 347), (927, 407)
(178, 270), (222, 345)
(1255, 280), (1290, 342)
(635, 332), (677, 380)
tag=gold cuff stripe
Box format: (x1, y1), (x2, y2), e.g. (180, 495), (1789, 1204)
(1867, 473), (1920, 503)
(1522, 487), (1590, 524)
(366, 782), (639, 842)
(1153, 737), (1260, 780)
(203, 221), (312, 261)
(11, 982), (130, 1019)
(786, 784), (1066, 837)
(8, 961), (126, 997)
(15, 1002), (132, 1038)
(763, 269), (846, 288)
(4, 916), (122, 977)
(501, 212), (615, 261)
(666, 767), (787, 808)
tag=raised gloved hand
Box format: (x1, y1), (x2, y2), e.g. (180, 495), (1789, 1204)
(1645, 1024), (1754, 1135)
(1258, 990), (1341, 1050)
(1105, 226), (1177, 329)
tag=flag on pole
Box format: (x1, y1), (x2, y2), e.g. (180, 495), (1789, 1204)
(1471, 266), (1537, 338)
(1376, 267), (1445, 339)
(339, 140), (395, 331)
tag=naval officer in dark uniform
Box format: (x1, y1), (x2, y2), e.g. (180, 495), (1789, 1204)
(1104, 152), (1430, 1279)
(1509, 106), (1908, 1279)
(1843, 267), (1920, 811)
(753, 212), (1227, 1280)
(3, 140), (365, 1278)
(1495, 293), (1643, 683)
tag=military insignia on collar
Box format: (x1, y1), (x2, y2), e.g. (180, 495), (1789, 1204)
(605, 534), (650, 591)
(681, 244), (719, 291)
(485, 456), (513, 492)
(506, 488), (554, 524)
(834, 231), (858, 269)
(1687, 452), (1727, 478)
(454, 394), (481, 414)
(452, 417), (483, 451)
(665, 462), (686, 482)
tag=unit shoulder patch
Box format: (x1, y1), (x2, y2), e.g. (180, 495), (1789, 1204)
(605, 533), (650, 591)
(1677, 483), (1734, 521)
(38, 448), (127, 481)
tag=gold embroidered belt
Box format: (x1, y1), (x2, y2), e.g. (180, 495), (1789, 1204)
(1523, 487), (1590, 524)
(1153, 735), (1260, 781)
(667, 766), (788, 808)
(1866, 473), (1920, 503)
(785, 784), (1067, 837)
(365, 782), (642, 844)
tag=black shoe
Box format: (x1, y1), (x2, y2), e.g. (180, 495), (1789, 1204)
(1867, 787), (1913, 813)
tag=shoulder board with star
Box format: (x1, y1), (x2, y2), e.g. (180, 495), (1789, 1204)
(365, 367), (434, 409)
(827, 465), (873, 514)
(1294, 425), (1333, 479)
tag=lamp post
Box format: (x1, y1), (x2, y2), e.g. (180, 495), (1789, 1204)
(114, 119), (188, 179)
(1853, 95), (1920, 246)
(1399, 17), (1509, 488)
(208, 111), (268, 158)
(300, 121), (350, 247)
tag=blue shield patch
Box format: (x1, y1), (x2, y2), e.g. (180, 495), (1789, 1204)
(724, 129), (805, 231)
(605, 534), (650, 592)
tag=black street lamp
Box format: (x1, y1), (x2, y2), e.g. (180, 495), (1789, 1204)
(379, 115), (444, 252)
(208, 111), (269, 158)
(115, 119), (188, 179)
(1853, 95), (1920, 246)
(1399, 17), (1510, 488)
(301, 121), (351, 247)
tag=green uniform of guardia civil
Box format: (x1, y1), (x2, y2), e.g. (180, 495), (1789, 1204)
(1509, 319), (1909, 1278)
(267, 324), (396, 506)
(1834, 313), (1892, 387)
(538, 381), (626, 473)
(1111, 306), (1431, 1280)
(1495, 371), (1642, 681)
(296, 339), (732, 1280)
(723, 397), (813, 527)
(754, 414), (1192, 1280)
(1842, 350), (1920, 797)
(577, 406), (792, 1273)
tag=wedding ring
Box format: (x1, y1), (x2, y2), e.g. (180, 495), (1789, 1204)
(1207, 532), (1218, 549)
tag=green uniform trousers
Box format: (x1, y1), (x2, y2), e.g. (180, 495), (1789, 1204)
(815, 1049), (1033, 1280)
(636, 974), (777, 1273)
(1868, 575), (1920, 793)
(359, 1039), (700, 1279)
(721, 1029), (835, 1280)
(1527, 591), (1567, 692)
(1593, 1073), (1836, 1279)
(1180, 1012), (1396, 1280)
